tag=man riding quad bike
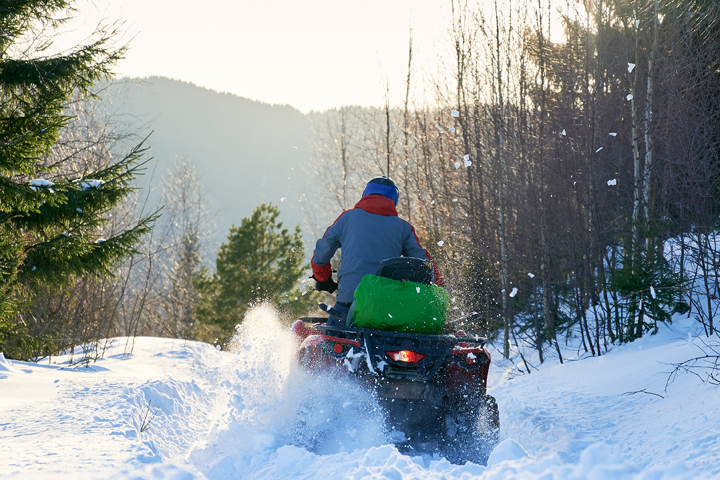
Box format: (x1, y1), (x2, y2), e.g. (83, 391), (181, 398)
(293, 177), (500, 464)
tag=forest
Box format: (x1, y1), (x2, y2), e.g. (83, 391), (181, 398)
(308, 0), (720, 364)
(2, 0), (719, 373)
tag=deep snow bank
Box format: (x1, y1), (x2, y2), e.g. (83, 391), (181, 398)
(0, 337), (222, 479)
(1, 306), (718, 479)
(492, 316), (720, 476)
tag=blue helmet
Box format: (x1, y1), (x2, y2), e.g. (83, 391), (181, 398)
(362, 176), (399, 205)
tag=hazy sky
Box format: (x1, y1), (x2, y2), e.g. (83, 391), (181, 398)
(69, 0), (454, 113)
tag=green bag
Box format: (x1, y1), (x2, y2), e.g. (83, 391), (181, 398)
(352, 275), (450, 334)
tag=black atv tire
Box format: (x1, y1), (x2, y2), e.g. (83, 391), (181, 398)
(441, 394), (500, 465)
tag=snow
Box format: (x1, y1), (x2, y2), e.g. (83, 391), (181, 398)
(627, 94), (634, 101)
(437, 240), (444, 246)
(451, 110), (459, 117)
(29, 179), (54, 189)
(80, 179), (105, 189)
(608, 179), (617, 186)
(561, 129), (566, 136)
(610, 132), (617, 137)
(1, 307), (719, 479)
(509, 287), (518, 297)
(528, 273), (535, 278)
(628, 63), (636, 73)
(454, 162), (461, 169)
(487, 439), (528, 466)
(30, 179), (55, 193)
(596, 147), (603, 153)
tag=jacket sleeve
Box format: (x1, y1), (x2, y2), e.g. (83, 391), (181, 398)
(311, 213), (345, 282)
(402, 224), (444, 285)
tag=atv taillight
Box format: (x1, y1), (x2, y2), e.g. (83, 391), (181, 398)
(387, 350), (427, 363)
(333, 343), (344, 354)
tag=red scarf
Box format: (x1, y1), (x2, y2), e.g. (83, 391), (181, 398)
(353, 194), (398, 216)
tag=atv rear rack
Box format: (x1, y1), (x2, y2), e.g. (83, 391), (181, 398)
(312, 325), (486, 382)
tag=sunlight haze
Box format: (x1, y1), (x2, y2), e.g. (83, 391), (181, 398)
(74, 0), (454, 112)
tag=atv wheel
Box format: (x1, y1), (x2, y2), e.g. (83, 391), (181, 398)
(441, 394), (500, 465)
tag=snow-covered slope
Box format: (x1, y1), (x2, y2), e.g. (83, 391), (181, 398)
(1, 306), (718, 479)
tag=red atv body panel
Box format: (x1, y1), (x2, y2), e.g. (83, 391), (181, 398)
(291, 319), (491, 399)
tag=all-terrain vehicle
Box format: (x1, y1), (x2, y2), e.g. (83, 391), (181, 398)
(291, 257), (500, 464)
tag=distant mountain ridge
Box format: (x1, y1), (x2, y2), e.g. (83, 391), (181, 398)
(105, 76), (316, 255)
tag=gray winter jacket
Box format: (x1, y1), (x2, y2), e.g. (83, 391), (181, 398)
(311, 195), (442, 303)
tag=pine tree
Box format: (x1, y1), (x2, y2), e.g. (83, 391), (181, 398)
(165, 227), (201, 338)
(0, 2), (156, 358)
(194, 204), (305, 343)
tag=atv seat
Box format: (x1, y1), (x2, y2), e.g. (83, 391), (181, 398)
(376, 257), (434, 285)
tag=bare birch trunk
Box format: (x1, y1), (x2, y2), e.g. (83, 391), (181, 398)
(630, 3), (644, 339)
(403, 30), (413, 221)
(492, 0), (511, 359)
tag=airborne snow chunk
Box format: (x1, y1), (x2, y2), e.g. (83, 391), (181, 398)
(596, 147), (603, 153)
(528, 272), (535, 278)
(628, 63), (636, 73)
(454, 162), (461, 169)
(451, 109), (459, 117)
(610, 132), (617, 136)
(650, 286), (656, 299)
(509, 287), (518, 298)
(437, 240), (444, 247)
(627, 94), (634, 101)
(435, 124), (443, 133)
(607, 179), (617, 186)
(561, 129), (567, 136)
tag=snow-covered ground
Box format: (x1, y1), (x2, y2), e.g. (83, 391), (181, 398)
(1, 306), (719, 479)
